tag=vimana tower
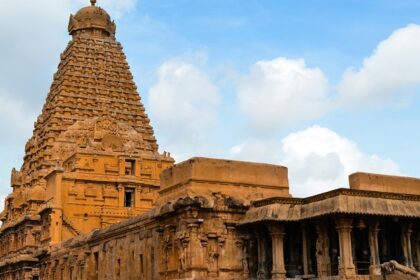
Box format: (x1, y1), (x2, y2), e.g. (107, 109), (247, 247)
(0, 1), (419, 280)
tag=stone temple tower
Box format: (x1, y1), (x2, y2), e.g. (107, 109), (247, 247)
(0, 0), (173, 267)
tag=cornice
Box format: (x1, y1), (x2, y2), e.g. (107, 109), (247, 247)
(253, 188), (420, 208)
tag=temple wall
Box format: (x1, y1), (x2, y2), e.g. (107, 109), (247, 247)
(37, 196), (249, 280)
(158, 157), (290, 205)
(350, 172), (420, 195)
(35, 157), (292, 280)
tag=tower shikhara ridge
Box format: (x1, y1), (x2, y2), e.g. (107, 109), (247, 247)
(23, 2), (159, 180)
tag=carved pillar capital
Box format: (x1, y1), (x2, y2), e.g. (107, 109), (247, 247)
(335, 216), (353, 231)
(368, 220), (380, 232)
(268, 223), (285, 237)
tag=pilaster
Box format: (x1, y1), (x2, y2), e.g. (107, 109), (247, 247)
(314, 221), (331, 277)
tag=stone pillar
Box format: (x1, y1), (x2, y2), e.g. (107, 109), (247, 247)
(415, 232), (420, 271)
(97, 248), (106, 280)
(401, 222), (414, 268)
(314, 221), (331, 277)
(301, 223), (309, 276)
(166, 225), (178, 272)
(268, 224), (286, 280)
(185, 221), (206, 278)
(221, 224), (243, 271)
(241, 236), (251, 279)
(255, 229), (268, 280)
(86, 252), (97, 280)
(207, 234), (219, 278)
(368, 220), (381, 278)
(335, 217), (356, 277)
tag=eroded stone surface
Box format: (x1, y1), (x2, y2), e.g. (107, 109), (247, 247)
(0, 2), (419, 280)
(0, 2), (173, 278)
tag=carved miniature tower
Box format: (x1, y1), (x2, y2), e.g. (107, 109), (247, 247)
(0, 0), (173, 253)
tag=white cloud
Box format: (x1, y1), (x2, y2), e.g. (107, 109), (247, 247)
(0, 0), (136, 109)
(0, 94), (34, 206)
(0, 0), (70, 105)
(0, 93), (35, 143)
(0, 0), (72, 202)
(237, 57), (331, 133)
(338, 24), (420, 108)
(148, 59), (220, 161)
(229, 139), (281, 164)
(229, 125), (400, 197)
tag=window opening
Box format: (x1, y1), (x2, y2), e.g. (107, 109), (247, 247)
(140, 254), (144, 274)
(124, 188), (134, 208)
(94, 252), (99, 277)
(125, 159), (135, 175)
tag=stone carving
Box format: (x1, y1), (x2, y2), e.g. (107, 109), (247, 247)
(208, 246), (219, 273)
(0, 2), (174, 277)
(11, 168), (22, 187)
(178, 241), (187, 272)
(242, 242), (249, 275)
(1, 1), (419, 280)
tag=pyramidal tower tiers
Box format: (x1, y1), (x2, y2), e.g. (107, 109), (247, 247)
(25, 2), (158, 176)
(0, 0), (173, 247)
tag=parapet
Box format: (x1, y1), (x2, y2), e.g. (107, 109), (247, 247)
(158, 157), (290, 204)
(349, 172), (420, 195)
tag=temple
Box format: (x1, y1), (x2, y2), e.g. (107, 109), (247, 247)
(0, 2), (419, 280)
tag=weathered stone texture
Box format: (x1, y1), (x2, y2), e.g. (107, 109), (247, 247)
(158, 157), (290, 205)
(350, 172), (420, 195)
(0, 2), (173, 278)
(0, 2), (419, 280)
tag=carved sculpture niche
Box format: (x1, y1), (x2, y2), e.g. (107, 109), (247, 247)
(101, 134), (124, 152)
(50, 116), (150, 169)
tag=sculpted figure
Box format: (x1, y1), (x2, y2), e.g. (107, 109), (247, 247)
(208, 249), (219, 270)
(242, 245), (249, 274)
(178, 242), (186, 271)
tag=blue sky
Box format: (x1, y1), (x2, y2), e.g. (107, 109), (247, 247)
(1, 0), (420, 205)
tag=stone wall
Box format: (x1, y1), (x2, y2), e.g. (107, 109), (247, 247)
(37, 193), (250, 280)
(34, 157), (291, 280)
(349, 172), (420, 195)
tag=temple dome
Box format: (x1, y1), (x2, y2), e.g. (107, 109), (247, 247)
(68, 3), (116, 36)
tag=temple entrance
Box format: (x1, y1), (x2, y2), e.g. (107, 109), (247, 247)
(353, 221), (370, 275)
(307, 223), (318, 276)
(284, 223), (303, 277)
(327, 219), (340, 276)
(379, 219), (404, 264)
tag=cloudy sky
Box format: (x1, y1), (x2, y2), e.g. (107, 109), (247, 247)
(1, 0), (420, 207)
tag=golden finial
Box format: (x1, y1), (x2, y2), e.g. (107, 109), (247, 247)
(90, 0), (96, 6)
